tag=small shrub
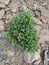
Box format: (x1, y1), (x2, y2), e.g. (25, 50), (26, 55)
(6, 11), (40, 53)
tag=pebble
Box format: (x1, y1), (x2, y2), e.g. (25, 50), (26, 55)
(12, 8), (17, 13)
(33, 4), (37, 10)
(18, 5), (23, 12)
(24, 50), (40, 63)
(7, 51), (15, 57)
(0, 9), (5, 19)
(0, 0), (10, 5)
(35, 11), (41, 17)
(0, 20), (4, 26)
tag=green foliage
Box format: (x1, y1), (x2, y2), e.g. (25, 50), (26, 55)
(6, 11), (40, 53)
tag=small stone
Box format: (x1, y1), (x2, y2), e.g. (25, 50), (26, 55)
(32, 4), (37, 10)
(0, 20), (4, 26)
(12, 8), (17, 13)
(5, 14), (13, 20)
(7, 51), (15, 57)
(24, 50), (40, 63)
(0, 9), (4, 19)
(2, 16), (5, 19)
(35, 11), (40, 17)
(0, 0), (10, 5)
(18, 5), (23, 12)
(13, 13), (17, 17)
(36, 22), (42, 26)
(34, 50), (40, 61)
(11, 57), (18, 65)
(5, 20), (9, 24)
(34, 59), (41, 65)
(0, 3), (5, 8)
(44, 48), (49, 64)
(5, 8), (10, 11)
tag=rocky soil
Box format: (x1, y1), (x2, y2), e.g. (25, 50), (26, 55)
(0, 0), (49, 65)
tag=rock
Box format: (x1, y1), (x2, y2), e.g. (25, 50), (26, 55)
(32, 4), (37, 10)
(0, 0), (10, 5)
(35, 10), (41, 17)
(24, 50), (40, 63)
(36, 21), (42, 26)
(12, 13), (17, 17)
(0, 20), (4, 26)
(33, 59), (41, 65)
(11, 57), (18, 65)
(4, 20), (9, 24)
(7, 50), (15, 57)
(5, 7), (11, 11)
(33, 50), (40, 62)
(12, 8), (17, 13)
(5, 13), (13, 20)
(0, 9), (4, 19)
(0, 3), (5, 8)
(44, 48), (49, 64)
(18, 5), (23, 12)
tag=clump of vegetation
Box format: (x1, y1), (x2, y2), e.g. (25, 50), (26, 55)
(6, 11), (40, 53)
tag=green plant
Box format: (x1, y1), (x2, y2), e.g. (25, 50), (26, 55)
(6, 11), (40, 53)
